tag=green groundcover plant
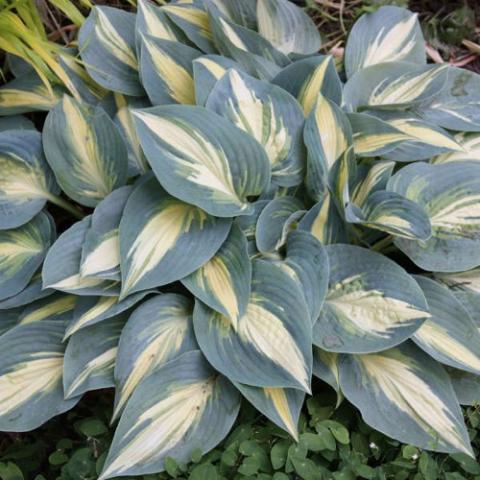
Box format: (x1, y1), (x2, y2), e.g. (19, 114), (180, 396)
(1, 0), (480, 478)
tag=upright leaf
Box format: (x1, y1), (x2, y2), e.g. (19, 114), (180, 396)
(193, 259), (312, 391)
(43, 95), (128, 207)
(100, 351), (240, 479)
(344, 6), (425, 78)
(113, 293), (198, 420)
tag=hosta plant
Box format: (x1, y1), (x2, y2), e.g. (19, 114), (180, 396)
(1, 1), (480, 477)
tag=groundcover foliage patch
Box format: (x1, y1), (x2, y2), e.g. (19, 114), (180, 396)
(1, 0), (480, 478)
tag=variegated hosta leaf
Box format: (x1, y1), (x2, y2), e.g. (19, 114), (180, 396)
(0, 321), (78, 431)
(206, 69), (305, 187)
(100, 351), (240, 479)
(43, 217), (120, 296)
(79, 6), (142, 96)
(312, 348), (341, 398)
(17, 292), (76, 325)
(113, 94), (150, 176)
(65, 290), (152, 339)
(350, 160), (395, 207)
(0, 115), (35, 132)
(339, 342), (473, 455)
(43, 95), (128, 207)
(256, 0), (321, 55)
(345, 191), (432, 241)
(433, 133), (480, 164)
(298, 191), (348, 245)
(412, 276), (480, 375)
(447, 368), (480, 406)
(0, 212), (55, 301)
(387, 161), (480, 272)
(140, 36), (201, 105)
(182, 224), (251, 327)
(80, 186), (133, 281)
(304, 94), (354, 205)
(0, 73), (63, 115)
(136, 0), (185, 46)
(235, 382), (304, 440)
(193, 54), (244, 106)
(255, 197), (304, 253)
(283, 230), (329, 324)
(272, 55), (342, 115)
(163, 3), (216, 54)
(344, 6), (425, 79)
(314, 244), (429, 353)
(208, 5), (290, 80)
(113, 293), (197, 421)
(349, 113), (414, 157)
(0, 271), (52, 311)
(210, 0), (257, 30)
(193, 259), (312, 391)
(63, 314), (126, 399)
(119, 174), (231, 298)
(422, 67), (480, 132)
(235, 199), (269, 243)
(133, 106), (271, 217)
(0, 130), (59, 230)
(0, 309), (18, 336)
(343, 62), (448, 112)
(369, 112), (463, 161)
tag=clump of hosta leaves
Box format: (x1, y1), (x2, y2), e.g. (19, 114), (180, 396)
(1, 1), (480, 478)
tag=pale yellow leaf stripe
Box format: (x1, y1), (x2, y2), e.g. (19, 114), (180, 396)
(328, 275), (429, 336)
(113, 310), (189, 420)
(239, 303), (310, 391)
(122, 202), (207, 295)
(435, 269), (480, 294)
(45, 273), (107, 291)
(352, 161), (394, 206)
(217, 17), (247, 50)
(0, 153), (49, 200)
(310, 193), (332, 244)
(138, 0), (177, 41)
(430, 194), (480, 231)
(362, 14), (418, 68)
(66, 347), (117, 398)
(81, 232), (120, 278)
(369, 65), (447, 106)
(414, 322), (480, 372)
(353, 132), (409, 155)
(434, 133), (480, 164)
(142, 37), (195, 104)
(163, 5), (212, 40)
(360, 353), (471, 454)
(387, 119), (463, 150)
(312, 94), (348, 169)
(100, 379), (214, 479)
(95, 8), (138, 70)
(227, 70), (291, 171)
(0, 86), (58, 110)
(63, 96), (115, 199)
(196, 256), (239, 326)
(0, 355), (63, 416)
(264, 387), (298, 440)
(194, 57), (227, 80)
(19, 295), (76, 325)
(133, 111), (241, 206)
(298, 57), (332, 115)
